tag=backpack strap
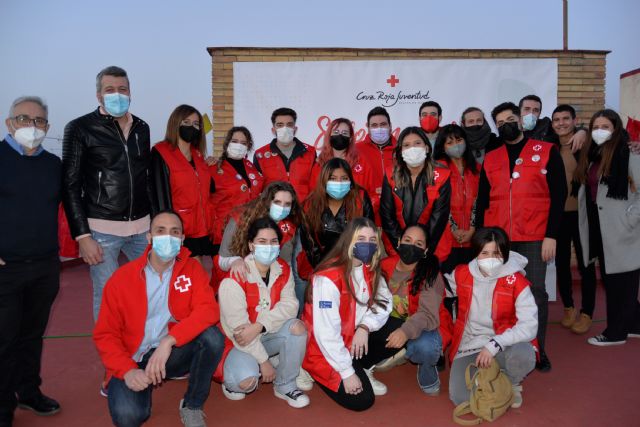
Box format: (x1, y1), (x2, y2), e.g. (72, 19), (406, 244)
(465, 363), (478, 390)
(453, 402), (483, 426)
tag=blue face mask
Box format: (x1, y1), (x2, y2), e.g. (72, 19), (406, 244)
(522, 113), (537, 131)
(269, 203), (291, 222)
(103, 93), (130, 117)
(253, 244), (280, 265)
(352, 242), (378, 264)
(326, 180), (351, 200)
(152, 235), (181, 262)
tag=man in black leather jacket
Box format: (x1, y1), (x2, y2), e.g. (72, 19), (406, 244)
(62, 66), (151, 322)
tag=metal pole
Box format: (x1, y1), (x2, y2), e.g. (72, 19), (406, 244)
(563, 0), (568, 50)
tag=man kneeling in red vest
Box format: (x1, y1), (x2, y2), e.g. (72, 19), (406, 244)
(94, 210), (224, 427)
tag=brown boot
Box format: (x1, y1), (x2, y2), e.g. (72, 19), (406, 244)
(561, 307), (577, 328)
(571, 313), (593, 334)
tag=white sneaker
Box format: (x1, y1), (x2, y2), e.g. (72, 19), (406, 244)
(296, 368), (314, 391)
(587, 334), (626, 346)
(375, 348), (407, 372)
(274, 388), (310, 408)
(364, 367), (387, 396)
(627, 333), (640, 339)
(511, 384), (523, 409)
(221, 384), (245, 401)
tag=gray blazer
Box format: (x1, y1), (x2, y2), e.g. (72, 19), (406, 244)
(578, 153), (640, 274)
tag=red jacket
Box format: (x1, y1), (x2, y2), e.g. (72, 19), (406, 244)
(302, 265), (373, 392)
(448, 264), (538, 363)
(93, 245), (219, 380)
(483, 139), (552, 241)
(154, 142), (211, 238)
(447, 160), (480, 248)
(308, 153), (377, 201)
(356, 135), (398, 225)
(213, 259), (290, 382)
(253, 139), (316, 203)
(209, 159), (264, 244)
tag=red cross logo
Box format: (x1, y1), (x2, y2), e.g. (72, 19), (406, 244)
(386, 74), (400, 88)
(280, 223), (290, 233)
(506, 275), (516, 285)
(174, 275), (192, 293)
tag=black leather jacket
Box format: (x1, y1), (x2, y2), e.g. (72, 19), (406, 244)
(380, 170), (451, 250)
(62, 108), (151, 238)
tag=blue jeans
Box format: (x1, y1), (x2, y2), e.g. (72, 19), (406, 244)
(405, 329), (442, 394)
(223, 319), (306, 395)
(107, 326), (224, 427)
(90, 230), (148, 321)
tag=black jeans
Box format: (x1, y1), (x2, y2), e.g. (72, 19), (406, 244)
(556, 211), (597, 316)
(107, 326), (225, 427)
(317, 317), (403, 411)
(0, 256), (60, 424)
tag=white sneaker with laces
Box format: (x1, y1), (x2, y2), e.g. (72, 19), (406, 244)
(587, 334), (626, 346)
(274, 388), (310, 408)
(375, 348), (407, 372)
(221, 384), (245, 401)
(296, 368), (314, 391)
(364, 367), (387, 396)
(511, 384), (523, 409)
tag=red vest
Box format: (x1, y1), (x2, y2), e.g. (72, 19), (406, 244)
(301, 265), (374, 392)
(447, 160), (480, 248)
(383, 166), (452, 262)
(448, 264), (538, 363)
(213, 259), (291, 382)
(209, 159), (264, 244)
(483, 140), (552, 241)
(254, 142), (315, 203)
(154, 142), (211, 238)
(357, 136), (397, 225)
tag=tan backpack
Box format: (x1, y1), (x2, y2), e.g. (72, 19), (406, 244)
(453, 360), (514, 425)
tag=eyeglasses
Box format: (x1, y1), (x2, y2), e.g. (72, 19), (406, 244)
(181, 119), (200, 130)
(331, 130), (351, 137)
(12, 115), (48, 129)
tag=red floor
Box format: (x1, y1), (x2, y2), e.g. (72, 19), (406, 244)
(13, 261), (640, 427)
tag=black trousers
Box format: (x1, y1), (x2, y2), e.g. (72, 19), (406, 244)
(511, 241), (548, 352)
(556, 211), (597, 316)
(0, 256), (60, 422)
(317, 316), (403, 411)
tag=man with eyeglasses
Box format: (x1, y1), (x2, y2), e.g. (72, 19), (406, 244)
(0, 96), (62, 424)
(62, 66), (152, 330)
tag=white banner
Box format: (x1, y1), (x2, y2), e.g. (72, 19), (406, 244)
(233, 58), (558, 152)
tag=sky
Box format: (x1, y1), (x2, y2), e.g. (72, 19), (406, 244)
(1, 0), (638, 156)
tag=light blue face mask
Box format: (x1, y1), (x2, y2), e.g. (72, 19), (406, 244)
(152, 235), (181, 262)
(103, 93), (130, 117)
(522, 113), (537, 131)
(326, 180), (351, 200)
(253, 244), (280, 265)
(269, 203), (291, 222)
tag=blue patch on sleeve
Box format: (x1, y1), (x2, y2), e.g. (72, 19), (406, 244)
(319, 300), (332, 309)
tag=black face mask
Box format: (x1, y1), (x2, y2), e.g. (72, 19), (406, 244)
(498, 122), (521, 142)
(397, 243), (426, 265)
(329, 134), (350, 151)
(179, 125), (201, 144)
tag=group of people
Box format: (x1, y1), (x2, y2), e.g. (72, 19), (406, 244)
(2, 65), (639, 427)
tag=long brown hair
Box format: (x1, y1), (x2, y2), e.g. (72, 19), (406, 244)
(304, 158), (364, 236)
(575, 109), (625, 184)
(229, 181), (309, 256)
(393, 126), (435, 188)
(317, 118), (359, 167)
(216, 126), (254, 172)
(308, 217), (387, 311)
(164, 104), (206, 155)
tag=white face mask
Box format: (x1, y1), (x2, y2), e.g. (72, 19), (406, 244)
(591, 129), (612, 146)
(477, 257), (504, 277)
(275, 126), (294, 145)
(13, 126), (46, 150)
(401, 146), (427, 167)
(227, 142), (248, 159)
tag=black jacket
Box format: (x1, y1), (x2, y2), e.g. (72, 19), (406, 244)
(380, 170), (451, 250)
(62, 108), (151, 238)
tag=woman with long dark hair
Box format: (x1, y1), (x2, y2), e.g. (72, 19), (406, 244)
(378, 224), (444, 396)
(380, 126), (452, 262)
(302, 217), (401, 411)
(304, 158), (374, 259)
(574, 109), (640, 346)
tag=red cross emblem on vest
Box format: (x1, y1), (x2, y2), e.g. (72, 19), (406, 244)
(433, 170), (440, 182)
(174, 275), (192, 293)
(280, 223), (290, 233)
(506, 274), (516, 285)
(533, 144), (542, 152)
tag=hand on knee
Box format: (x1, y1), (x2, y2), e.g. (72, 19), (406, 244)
(289, 319), (307, 336)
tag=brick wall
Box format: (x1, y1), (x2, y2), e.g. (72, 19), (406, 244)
(207, 47), (608, 155)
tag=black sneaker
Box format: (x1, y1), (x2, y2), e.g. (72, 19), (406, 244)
(17, 393), (60, 416)
(535, 351), (552, 372)
(587, 334), (626, 346)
